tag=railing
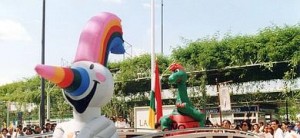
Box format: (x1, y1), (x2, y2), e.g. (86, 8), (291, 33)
(16, 128), (259, 138)
(118, 128), (259, 138)
(18, 132), (53, 138)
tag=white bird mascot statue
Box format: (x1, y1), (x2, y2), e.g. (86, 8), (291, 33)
(35, 12), (125, 138)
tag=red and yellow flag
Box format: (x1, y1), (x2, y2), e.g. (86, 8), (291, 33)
(148, 60), (163, 129)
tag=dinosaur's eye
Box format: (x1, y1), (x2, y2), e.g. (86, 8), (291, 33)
(89, 64), (94, 69)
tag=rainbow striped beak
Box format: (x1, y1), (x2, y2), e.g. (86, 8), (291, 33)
(35, 64), (90, 96)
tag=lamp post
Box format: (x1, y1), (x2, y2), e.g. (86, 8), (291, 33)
(40, 0), (46, 128)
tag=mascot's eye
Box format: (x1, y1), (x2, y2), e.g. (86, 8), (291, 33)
(89, 64), (94, 69)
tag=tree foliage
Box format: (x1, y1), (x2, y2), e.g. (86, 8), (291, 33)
(112, 54), (171, 95)
(171, 24), (300, 70)
(0, 77), (72, 121)
(0, 24), (299, 121)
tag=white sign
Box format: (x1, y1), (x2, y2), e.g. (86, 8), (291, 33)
(134, 105), (175, 132)
(219, 84), (231, 111)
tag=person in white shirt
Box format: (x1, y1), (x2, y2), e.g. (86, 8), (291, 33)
(13, 125), (25, 138)
(123, 118), (130, 128)
(115, 116), (125, 128)
(294, 122), (300, 134)
(1, 128), (10, 138)
(259, 122), (264, 133)
(271, 119), (284, 138)
(263, 125), (274, 138)
(285, 125), (300, 138)
(281, 122), (289, 137)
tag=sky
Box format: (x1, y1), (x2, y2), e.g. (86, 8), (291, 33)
(0, 0), (300, 85)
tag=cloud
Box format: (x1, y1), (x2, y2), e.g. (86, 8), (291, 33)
(131, 47), (148, 57)
(0, 20), (31, 41)
(101, 0), (123, 4)
(142, 3), (151, 8)
(142, 2), (159, 9)
(108, 43), (148, 62)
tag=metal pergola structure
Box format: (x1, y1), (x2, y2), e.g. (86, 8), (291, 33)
(113, 61), (299, 95)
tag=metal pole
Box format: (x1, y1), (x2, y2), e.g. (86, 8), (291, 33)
(47, 90), (50, 120)
(6, 102), (9, 128)
(216, 78), (222, 126)
(40, 0), (46, 128)
(161, 0), (164, 54)
(247, 104), (250, 120)
(151, 0), (155, 91)
(46, 85), (54, 120)
(286, 100), (289, 122)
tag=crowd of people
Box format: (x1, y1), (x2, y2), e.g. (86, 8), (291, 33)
(109, 114), (300, 138)
(206, 118), (300, 138)
(109, 115), (300, 138)
(2, 118), (300, 138)
(110, 116), (131, 129)
(0, 122), (56, 138)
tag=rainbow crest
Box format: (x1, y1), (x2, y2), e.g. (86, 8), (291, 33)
(74, 12), (125, 66)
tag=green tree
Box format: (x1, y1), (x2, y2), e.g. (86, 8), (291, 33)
(1, 24), (300, 122)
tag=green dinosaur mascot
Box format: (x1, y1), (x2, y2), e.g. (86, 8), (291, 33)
(159, 63), (205, 130)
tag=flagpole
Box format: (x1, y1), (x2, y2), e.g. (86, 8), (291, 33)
(161, 0), (163, 54)
(147, 0), (156, 129)
(151, 0), (155, 90)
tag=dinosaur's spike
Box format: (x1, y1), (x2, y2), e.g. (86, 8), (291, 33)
(169, 63), (184, 72)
